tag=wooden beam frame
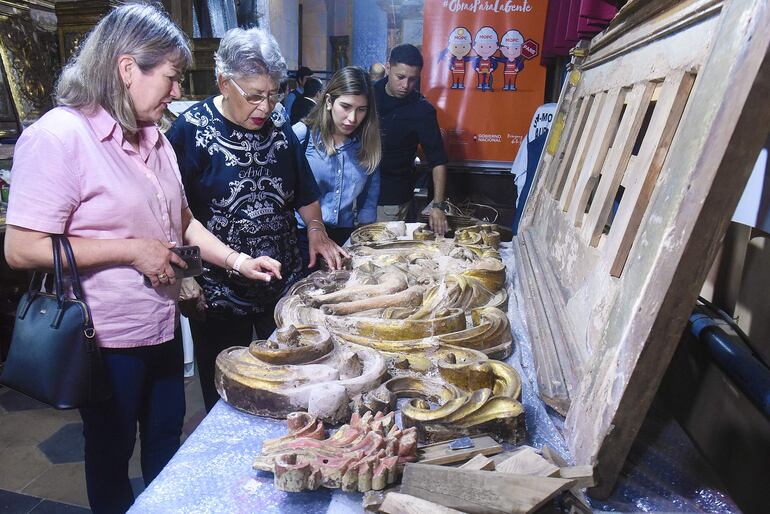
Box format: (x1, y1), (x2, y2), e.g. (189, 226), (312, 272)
(515, 0), (770, 497)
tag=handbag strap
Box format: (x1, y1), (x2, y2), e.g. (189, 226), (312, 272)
(26, 272), (46, 295)
(57, 236), (86, 301)
(50, 235), (95, 338)
(51, 235), (66, 306)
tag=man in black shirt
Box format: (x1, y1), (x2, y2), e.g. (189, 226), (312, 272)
(290, 76), (323, 125)
(374, 44), (449, 235)
(283, 66), (313, 119)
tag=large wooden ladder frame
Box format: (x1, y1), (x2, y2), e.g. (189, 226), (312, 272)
(515, 0), (770, 496)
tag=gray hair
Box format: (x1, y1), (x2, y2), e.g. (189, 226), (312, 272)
(56, 3), (191, 135)
(214, 27), (287, 85)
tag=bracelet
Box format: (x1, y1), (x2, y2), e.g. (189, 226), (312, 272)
(308, 226), (326, 234)
(224, 250), (238, 270)
(307, 219), (325, 227)
(232, 252), (251, 274)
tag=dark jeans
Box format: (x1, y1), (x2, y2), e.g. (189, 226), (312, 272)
(190, 310), (276, 412)
(297, 226), (355, 272)
(79, 333), (185, 514)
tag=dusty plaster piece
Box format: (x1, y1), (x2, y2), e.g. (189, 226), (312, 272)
(215, 325), (387, 423)
(253, 411), (418, 492)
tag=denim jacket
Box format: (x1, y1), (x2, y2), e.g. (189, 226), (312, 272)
(292, 122), (380, 228)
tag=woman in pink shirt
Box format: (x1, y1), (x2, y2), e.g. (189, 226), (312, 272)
(3, 5), (280, 513)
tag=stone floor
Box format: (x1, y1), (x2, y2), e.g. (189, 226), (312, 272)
(0, 374), (206, 513)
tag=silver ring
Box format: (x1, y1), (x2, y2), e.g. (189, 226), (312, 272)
(158, 273), (167, 280)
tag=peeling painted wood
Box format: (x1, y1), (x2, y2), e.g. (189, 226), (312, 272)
(513, 0), (770, 497)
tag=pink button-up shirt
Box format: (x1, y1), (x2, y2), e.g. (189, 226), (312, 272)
(7, 106), (187, 348)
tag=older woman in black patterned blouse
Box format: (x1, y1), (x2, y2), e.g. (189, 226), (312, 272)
(166, 27), (348, 412)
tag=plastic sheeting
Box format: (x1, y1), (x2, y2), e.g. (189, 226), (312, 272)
(130, 240), (740, 513)
(128, 403), (362, 513)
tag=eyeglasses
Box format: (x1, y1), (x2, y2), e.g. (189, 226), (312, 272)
(230, 78), (284, 106)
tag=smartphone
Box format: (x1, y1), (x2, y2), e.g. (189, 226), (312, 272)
(144, 245), (202, 286)
(170, 245), (202, 278)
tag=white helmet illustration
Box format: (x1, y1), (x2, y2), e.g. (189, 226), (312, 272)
(449, 27), (472, 44)
(501, 29), (524, 48)
(474, 26), (499, 44)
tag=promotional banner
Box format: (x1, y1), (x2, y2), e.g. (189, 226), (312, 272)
(421, 0), (549, 165)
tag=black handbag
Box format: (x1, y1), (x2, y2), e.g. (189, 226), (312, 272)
(0, 235), (110, 409)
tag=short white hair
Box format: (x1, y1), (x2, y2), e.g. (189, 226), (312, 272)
(214, 27), (287, 85)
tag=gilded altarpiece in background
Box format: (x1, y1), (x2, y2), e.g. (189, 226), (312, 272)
(0, 55), (17, 137)
(0, 1), (58, 134)
(55, 1), (119, 65)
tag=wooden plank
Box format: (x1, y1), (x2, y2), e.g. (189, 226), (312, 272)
(514, 0), (768, 499)
(565, 87), (626, 227)
(458, 454), (495, 471)
(489, 451), (513, 466)
(365, 487), (399, 513)
(562, 490), (593, 514)
(543, 94), (585, 192)
(549, 95), (592, 197)
(579, 0), (719, 94)
(619, 154), (638, 189)
(401, 463), (576, 514)
(582, 81), (656, 245)
(539, 446), (596, 497)
(603, 71), (695, 276)
(541, 444), (569, 468)
(520, 42), (591, 233)
(525, 226), (596, 392)
(417, 435), (501, 466)
(580, 15), (715, 95)
(540, 447), (595, 500)
(379, 493), (464, 514)
(558, 92), (606, 206)
(495, 447), (560, 477)
(513, 236), (571, 413)
(585, 0), (722, 72)
(559, 465), (596, 489)
(565, 0), (770, 497)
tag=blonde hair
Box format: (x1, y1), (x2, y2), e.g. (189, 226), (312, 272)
(303, 66), (381, 174)
(56, 3), (191, 135)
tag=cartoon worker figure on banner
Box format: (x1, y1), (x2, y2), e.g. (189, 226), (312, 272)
(472, 26), (499, 92)
(498, 29), (525, 91)
(445, 27), (472, 89)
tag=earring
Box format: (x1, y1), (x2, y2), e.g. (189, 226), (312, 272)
(126, 82), (131, 90)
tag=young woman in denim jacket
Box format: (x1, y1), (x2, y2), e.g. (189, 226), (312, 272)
(292, 66), (382, 268)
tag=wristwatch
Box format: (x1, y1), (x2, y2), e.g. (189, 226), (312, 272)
(432, 201), (447, 211)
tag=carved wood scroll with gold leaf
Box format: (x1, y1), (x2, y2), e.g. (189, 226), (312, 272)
(215, 223), (526, 452)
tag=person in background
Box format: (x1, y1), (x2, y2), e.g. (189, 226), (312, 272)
(292, 66), (381, 268)
(374, 44), (449, 235)
(283, 65), (313, 117)
(269, 78), (290, 127)
(3, 5), (279, 513)
(290, 76), (323, 125)
(166, 28), (347, 413)
(368, 62), (386, 82)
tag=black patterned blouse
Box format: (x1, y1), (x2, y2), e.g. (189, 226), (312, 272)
(167, 97), (320, 316)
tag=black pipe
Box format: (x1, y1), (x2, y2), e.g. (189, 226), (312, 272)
(689, 305), (770, 419)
